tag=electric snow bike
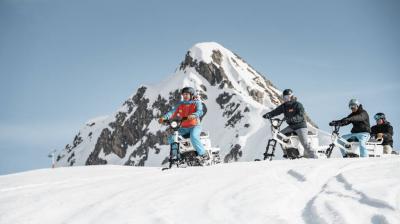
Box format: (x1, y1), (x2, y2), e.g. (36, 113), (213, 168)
(325, 121), (384, 158)
(260, 118), (327, 161)
(162, 117), (221, 170)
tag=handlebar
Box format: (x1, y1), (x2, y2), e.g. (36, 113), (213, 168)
(162, 116), (188, 123)
(269, 117), (285, 129)
(161, 117), (189, 130)
(329, 121), (342, 134)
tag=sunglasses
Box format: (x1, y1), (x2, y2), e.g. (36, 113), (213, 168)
(283, 95), (292, 101)
(374, 114), (385, 121)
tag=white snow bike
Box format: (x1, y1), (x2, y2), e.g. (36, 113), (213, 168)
(260, 118), (328, 161)
(162, 117), (221, 170)
(325, 121), (384, 158)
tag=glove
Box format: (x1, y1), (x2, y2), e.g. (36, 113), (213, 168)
(158, 117), (165, 124)
(262, 113), (271, 119)
(329, 120), (339, 126)
(329, 119), (349, 127)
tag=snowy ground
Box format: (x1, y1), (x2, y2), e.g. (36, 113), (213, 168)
(1, 157), (399, 224)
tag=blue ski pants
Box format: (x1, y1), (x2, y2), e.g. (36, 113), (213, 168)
(342, 132), (370, 157)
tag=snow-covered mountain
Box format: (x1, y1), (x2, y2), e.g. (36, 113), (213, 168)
(55, 42), (321, 167)
(1, 158), (399, 224)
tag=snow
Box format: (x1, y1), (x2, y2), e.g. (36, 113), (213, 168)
(1, 157), (399, 224)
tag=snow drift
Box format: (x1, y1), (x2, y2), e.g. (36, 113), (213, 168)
(1, 158), (399, 224)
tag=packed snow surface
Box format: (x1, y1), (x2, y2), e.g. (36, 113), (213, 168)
(1, 157), (399, 224)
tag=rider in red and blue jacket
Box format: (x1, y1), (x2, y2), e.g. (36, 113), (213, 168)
(158, 87), (206, 157)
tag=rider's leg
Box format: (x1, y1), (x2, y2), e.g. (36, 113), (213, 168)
(340, 133), (354, 157)
(280, 126), (294, 135)
(190, 125), (206, 156)
(168, 128), (190, 143)
(383, 145), (393, 154)
(280, 126), (294, 156)
(167, 134), (179, 158)
(168, 128), (190, 158)
(354, 132), (370, 157)
(295, 128), (315, 158)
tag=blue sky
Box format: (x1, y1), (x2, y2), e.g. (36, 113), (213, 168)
(1, 0), (399, 175)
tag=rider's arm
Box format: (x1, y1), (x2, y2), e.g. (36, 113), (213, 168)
(337, 112), (362, 126)
(191, 100), (203, 118)
(163, 102), (181, 120)
(337, 117), (351, 126)
(266, 104), (284, 118)
(370, 126), (377, 137)
(385, 124), (394, 138)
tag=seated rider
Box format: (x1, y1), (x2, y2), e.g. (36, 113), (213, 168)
(262, 89), (315, 158)
(330, 99), (371, 157)
(371, 112), (394, 154)
(158, 87), (207, 159)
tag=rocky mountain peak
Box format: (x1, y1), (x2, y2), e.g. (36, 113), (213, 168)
(180, 42), (282, 106)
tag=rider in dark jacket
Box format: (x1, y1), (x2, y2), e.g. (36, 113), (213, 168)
(341, 104), (371, 134)
(371, 112), (393, 154)
(330, 99), (371, 157)
(262, 89), (314, 158)
(265, 97), (307, 130)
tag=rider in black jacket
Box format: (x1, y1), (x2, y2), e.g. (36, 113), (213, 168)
(340, 104), (371, 134)
(371, 112), (394, 154)
(263, 89), (314, 158)
(330, 99), (371, 157)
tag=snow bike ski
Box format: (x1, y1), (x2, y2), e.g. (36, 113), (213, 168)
(259, 118), (327, 161)
(161, 117), (221, 171)
(325, 121), (384, 158)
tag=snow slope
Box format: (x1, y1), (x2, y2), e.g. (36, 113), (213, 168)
(1, 158), (399, 224)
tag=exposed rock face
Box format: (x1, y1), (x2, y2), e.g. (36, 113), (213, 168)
(86, 87), (149, 165)
(85, 87), (183, 166)
(248, 88), (264, 104)
(211, 50), (223, 65)
(224, 144), (242, 162)
(215, 92), (244, 128)
(225, 111), (244, 128)
(180, 52), (233, 88)
(216, 92), (235, 109)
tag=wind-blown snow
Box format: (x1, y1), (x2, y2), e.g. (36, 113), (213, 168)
(1, 158), (399, 224)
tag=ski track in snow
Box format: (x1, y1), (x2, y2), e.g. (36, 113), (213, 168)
(1, 158), (400, 224)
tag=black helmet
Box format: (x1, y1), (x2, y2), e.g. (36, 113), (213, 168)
(374, 112), (386, 121)
(181, 87), (195, 96)
(282, 89), (293, 96)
